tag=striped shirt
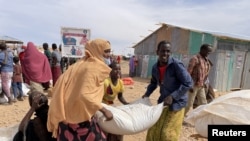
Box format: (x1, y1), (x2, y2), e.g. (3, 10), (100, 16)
(187, 54), (211, 87)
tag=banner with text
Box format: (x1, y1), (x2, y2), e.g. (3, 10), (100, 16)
(61, 27), (91, 58)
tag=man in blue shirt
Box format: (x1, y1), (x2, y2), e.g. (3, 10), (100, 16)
(142, 40), (192, 141)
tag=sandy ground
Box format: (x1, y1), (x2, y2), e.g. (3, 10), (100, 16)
(0, 60), (209, 141)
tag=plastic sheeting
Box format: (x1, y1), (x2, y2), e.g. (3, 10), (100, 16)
(185, 90), (250, 137)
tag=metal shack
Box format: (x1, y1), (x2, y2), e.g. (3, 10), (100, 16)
(132, 23), (250, 92)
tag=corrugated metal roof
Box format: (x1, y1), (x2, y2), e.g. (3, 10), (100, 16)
(0, 35), (23, 44)
(206, 31), (250, 42)
(131, 25), (164, 48)
(132, 23), (250, 48)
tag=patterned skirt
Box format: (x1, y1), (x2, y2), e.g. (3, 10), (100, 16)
(146, 107), (184, 141)
(57, 117), (106, 141)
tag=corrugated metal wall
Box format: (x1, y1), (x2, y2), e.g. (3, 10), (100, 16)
(203, 33), (215, 45)
(140, 55), (149, 78)
(136, 55), (158, 79)
(231, 51), (245, 89)
(147, 55), (158, 78)
(207, 51), (217, 89)
(184, 56), (192, 68)
(213, 50), (234, 91)
(188, 31), (203, 55)
(171, 28), (189, 54)
(134, 33), (157, 55)
(212, 40), (250, 91)
(135, 54), (144, 77)
(156, 26), (172, 44)
(188, 32), (215, 55)
(143, 34), (157, 55)
(241, 51), (250, 89)
(134, 43), (143, 55)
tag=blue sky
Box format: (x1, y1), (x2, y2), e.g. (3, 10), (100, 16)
(0, 0), (250, 55)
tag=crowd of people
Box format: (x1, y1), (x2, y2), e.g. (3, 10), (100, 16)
(0, 38), (213, 141)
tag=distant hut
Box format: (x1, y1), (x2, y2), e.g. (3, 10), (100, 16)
(0, 35), (23, 44)
(0, 35), (23, 55)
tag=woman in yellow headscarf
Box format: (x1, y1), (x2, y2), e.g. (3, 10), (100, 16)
(47, 38), (113, 140)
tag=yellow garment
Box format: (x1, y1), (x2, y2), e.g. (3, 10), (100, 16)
(102, 77), (124, 105)
(47, 39), (111, 137)
(146, 107), (184, 141)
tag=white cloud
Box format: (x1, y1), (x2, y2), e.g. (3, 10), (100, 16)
(0, 0), (250, 54)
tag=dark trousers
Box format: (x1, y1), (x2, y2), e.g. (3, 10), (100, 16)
(12, 82), (24, 98)
(42, 81), (50, 90)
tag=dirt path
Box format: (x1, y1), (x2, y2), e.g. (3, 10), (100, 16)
(0, 60), (207, 141)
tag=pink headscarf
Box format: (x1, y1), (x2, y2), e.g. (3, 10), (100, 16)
(22, 42), (52, 83)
